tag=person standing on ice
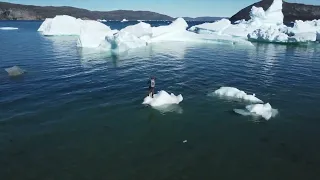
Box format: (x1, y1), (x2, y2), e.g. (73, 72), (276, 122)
(148, 77), (156, 98)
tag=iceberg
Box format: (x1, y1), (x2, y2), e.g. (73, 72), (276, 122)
(142, 90), (183, 107)
(248, 27), (317, 43)
(212, 87), (263, 103)
(38, 15), (111, 38)
(97, 19), (107, 22)
(121, 19), (128, 22)
(289, 32), (317, 43)
(39, 15), (82, 36)
(0, 27), (19, 30)
(248, 26), (289, 43)
(190, 0), (283, 39)
(120, 22), (152, 38)
(152, 18), (188, 37)
(188, 0), (319, 44)
(37, 18), (53, 32)
(52, 15), (252, 52)
(76, 20), (113, 48)
(106, 31), (148, 53)
(5, 66), (25, 76)
(288, 20), (320, 34)
(234, 103), (278, 120)
(188, 19), (231, 34)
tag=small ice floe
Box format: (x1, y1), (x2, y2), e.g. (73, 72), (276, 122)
(234, 103), (278, 120)
(0, 27), (19, 30)
(211, 87), (263, 103)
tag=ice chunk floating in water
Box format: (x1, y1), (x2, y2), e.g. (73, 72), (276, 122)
(212, 87), (263, 103)
(234, 103), (278, 120)
(5, 66), (25, 76)
(0, 27), (18, 30)
(76, 20), (113, 48)
(38, 15), (111, 37)
(143, 90), (183, 107)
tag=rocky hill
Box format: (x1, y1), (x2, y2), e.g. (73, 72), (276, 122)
(0, 2), (173, 20)
(230, 0), (320, 23)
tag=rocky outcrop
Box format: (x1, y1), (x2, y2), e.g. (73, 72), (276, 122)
(0, 2), (173, 20)
(230, 0), (320, 23)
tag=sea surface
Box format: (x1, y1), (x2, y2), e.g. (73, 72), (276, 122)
(1, 20), (320, 180)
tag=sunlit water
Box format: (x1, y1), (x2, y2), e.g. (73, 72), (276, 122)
(1, 21), (320, 180)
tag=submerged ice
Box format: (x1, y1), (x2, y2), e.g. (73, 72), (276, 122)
(5, 66), (25, 76)
(212, 87), (263, 103)
(142, 90), (183, 107)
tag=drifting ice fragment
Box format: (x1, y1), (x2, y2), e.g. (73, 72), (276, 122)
(212, 87), (263, 103)
(234, 103), (278, 120)
(0, 27), (19, 30)
(142, 90), (183, 107)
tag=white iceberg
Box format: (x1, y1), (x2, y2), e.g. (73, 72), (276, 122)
(39, 15), (82, 36)
(188, 19), (231, 34)
(120, 22), (152, 38)
(97, 19), (107, 22)
(248, 27), (317, 43)
(152, 18), (188, 37)
(289, 32), (317, 43)
(38, 15), (111, 38)
(107, 31), (148, 53)
(68, 16), (253, 52)
(248, 26), (289, 43)
(150, 29), (253, 46)
(188, 0), (320, 44)
(121, 19), (128, 22)
(38, 18), (53, 32)
(142, 90), (183, 107)
(234, 103), (278, 120)
(212, 87), (263, 103)
(262, 0), (284, 25)
(76, 20), (113, 48)
(5, 66), (25, 76)
(288, 20), (320, 34)
(190, 0), (283, 39)
(0, 27), (19, 30)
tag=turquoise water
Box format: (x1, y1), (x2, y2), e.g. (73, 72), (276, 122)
(1, 21), (320, 179)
